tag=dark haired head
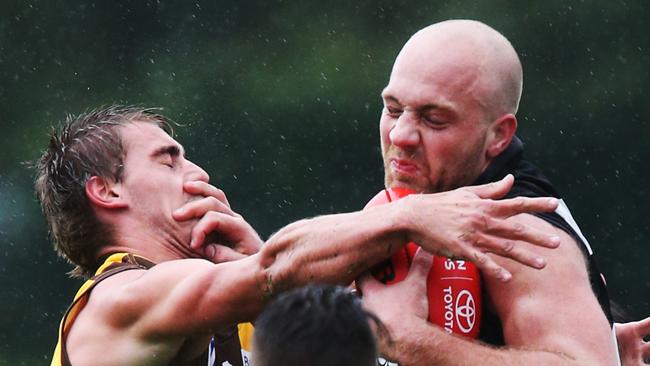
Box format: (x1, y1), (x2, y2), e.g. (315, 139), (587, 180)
(252, 284), (383, 366)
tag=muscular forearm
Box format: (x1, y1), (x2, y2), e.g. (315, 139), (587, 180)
(383, 317), (583, 366)
(258, 207), (407, 296)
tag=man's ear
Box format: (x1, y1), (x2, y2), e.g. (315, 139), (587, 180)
(486, 113), (517, 159)
(85, 176), (128, 209)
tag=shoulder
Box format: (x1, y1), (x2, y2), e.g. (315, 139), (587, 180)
(70, 266), (150, 331)
(483, 213), (593, 335)
(69, 258), (216, 329)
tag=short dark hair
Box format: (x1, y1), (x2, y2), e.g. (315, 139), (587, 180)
(34, 105), (173, 278)
(252, 284), (382, 366)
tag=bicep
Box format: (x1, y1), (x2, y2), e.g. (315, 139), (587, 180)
(485, 214), (617, 365)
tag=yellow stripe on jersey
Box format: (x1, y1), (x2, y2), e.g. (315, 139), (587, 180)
(238, 322), (255, 351)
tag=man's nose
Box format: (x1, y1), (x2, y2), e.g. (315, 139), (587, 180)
(388, 112), (420, 148)
(187, 161), (210, 183)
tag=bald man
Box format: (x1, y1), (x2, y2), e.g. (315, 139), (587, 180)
(358, 20), (620, 365)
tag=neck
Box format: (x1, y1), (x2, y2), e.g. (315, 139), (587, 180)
(98, 220), (202, 264)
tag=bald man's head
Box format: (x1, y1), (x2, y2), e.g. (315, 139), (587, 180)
(391, 19), (523, 120)
(379, 20), (523, 192)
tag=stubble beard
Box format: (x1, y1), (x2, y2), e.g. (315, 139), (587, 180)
(382, 143), (487, 194)
(382, 146), (433, 193)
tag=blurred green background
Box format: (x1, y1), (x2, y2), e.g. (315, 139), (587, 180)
(1, 1), (648, 364)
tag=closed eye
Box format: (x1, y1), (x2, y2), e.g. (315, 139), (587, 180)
(152, 144), (182, 168)
(384, 105), (403, 117)
(423, 117), (448, 128)
(161, 155), (175, 168)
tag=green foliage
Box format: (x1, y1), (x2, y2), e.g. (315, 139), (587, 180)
(1, 0), (648, 361)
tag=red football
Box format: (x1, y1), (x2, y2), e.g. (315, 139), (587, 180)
(365, 188), (482, 338)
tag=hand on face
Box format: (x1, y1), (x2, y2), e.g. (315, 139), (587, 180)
(172, 181), (262, 263)
(399, 174), (561, 282)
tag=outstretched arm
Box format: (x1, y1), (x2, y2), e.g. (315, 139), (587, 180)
(108, 177), (562, 339)
(202, 175), (561, 295)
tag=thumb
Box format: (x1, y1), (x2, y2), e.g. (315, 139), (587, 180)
(405, 248), (433, 284)
(464, 174), (514, 199)
(357, 271), (383, 296)
(637, 315), (650, 334)
(204, 244), (247, 263)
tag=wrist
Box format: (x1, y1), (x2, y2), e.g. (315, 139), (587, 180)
(378, 315), (432, 365)
(391, 196), (413, 242)
(389, 313), (426, 341)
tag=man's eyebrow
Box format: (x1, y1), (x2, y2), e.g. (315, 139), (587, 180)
(382, 93), (454, 113)
(150, 144), (184, 159)
(381, 93), (401, 104)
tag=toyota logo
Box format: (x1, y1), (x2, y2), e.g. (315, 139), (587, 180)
(455, 290), (476, 333)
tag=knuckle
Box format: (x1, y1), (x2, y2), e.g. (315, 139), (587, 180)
(197, 223), (209, 234)
(467, 212), (483, 226)
(191, 231), (202, 243)
(481, 215), (493, 230)
(473, 233), (487, 247)
(515, 197), (526, 208)
(513, 222), (525, 233)
(493, 267), (502, 278)
(473, 251), (487, 264)
(502, 240), (514, 253)
(457, 231), (473, 243)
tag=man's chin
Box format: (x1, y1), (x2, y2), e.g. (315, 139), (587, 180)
(385, 175), (431, 193)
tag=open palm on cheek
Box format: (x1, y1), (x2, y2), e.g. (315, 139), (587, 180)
(172, 181), (262, 263)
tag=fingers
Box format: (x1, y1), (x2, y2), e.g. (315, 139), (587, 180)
(418, 236), (513, 281)
(482, 216), (561, 249)
(464, 249), (512, 282)
(190, 211), (239, 249)
(461, 177), (558, 219)
(636, 316), (650, 334)
(204, 244), (247, 263)
(488, 196), (559, 218)
(474, 235), (547, 269)
(173, 181), (238, 221)
(184, 181), (231, 208)
(406, 248), (433, 283)
(173, 195), (236, 222)
(464, 174), (514, 199)
(457, 216), (560, 272)
(642, 342), (650, 360)
(190, 211), (261, 253)
(356, 271), (383, 295)
(190, 212), (221, 249)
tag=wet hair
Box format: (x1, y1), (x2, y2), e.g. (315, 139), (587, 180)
(34, 105), (173, 278)
(252, 284), (385, 366)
